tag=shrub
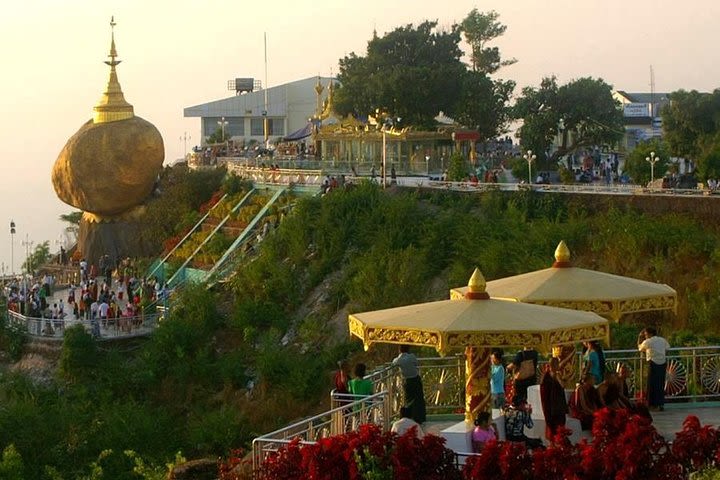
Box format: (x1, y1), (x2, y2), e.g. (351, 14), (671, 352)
(59, 325), (98, 382)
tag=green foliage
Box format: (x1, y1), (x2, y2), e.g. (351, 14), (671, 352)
(609, 322), (642, 349)
(622, 139), (671, 185)
(460, 9), (516, 74)
(0, 444), (24, 480)
(446, 152), (470, 181)
(221, 173), (252, 195)
(454, 73), (515, 142)
(22, 241), (51, 275)
(0, 319), (27, 361)
(334, 21), (466, 129)
(514, 76), (624, 168)
(59, 325), (98, 382)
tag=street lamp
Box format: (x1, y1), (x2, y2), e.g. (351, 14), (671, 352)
(9, 220), (15, 276)
(180, 132), (191, 157)
(645, 151), (660, 186)
(523, 150), (537, 184)
(217, 117), (229, 142)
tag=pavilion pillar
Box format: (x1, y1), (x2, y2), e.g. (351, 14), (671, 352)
(465, 346), (491, 423)
(553, 345), (578, 389)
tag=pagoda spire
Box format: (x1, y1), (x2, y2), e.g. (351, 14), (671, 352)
(93, 16), (134, 124)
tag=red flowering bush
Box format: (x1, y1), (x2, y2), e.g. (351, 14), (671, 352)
(253, 411), (720, 479)
(672, 415), (720, 473)
(256, 424), (459, 480)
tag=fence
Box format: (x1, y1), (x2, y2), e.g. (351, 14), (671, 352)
(6, 309), (160, 341)
(252, 390), (391, 472)
(252, 346), (720, 474)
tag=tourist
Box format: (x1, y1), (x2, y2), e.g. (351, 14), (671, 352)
(638, 327), (670, 411)
(490, 350), (505, 409)
(540, 357), (568, 441)
(508, 346), (538, 406)
(597, 371), (632, 410)
(348, 363), (373, 403)
(570, 373), (601, 431)
(392, 345), (426, 424)
(333, 360), (350, 396)
(390, 165), (397, 185)
(391, 406), (424, 439)
(471, 411), (496, 453)
(503, 402), (542, 448)
(583, 340), (605, 385)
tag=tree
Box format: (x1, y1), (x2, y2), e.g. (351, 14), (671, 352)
(514, 76), (624, 168)
(59, 211), (82, 238)
(334, 21), (466, 128)
(621, 139), (670, 186)
(454, 72), (515, 142)
(460, 9), (517, 74)
(446, 151), (470, 181)
(662, 89), (720, 181)
(22, 241), (50, 274)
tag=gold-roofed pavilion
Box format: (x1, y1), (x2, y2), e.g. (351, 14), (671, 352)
(450, 241), (677, 322)
(349, 268), (609, 421)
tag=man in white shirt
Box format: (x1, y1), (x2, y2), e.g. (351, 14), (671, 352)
(638, 327), (671, 411)
(390, 407), (423, 439)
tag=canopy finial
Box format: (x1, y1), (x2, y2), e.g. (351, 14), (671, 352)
(465, 268), (490, 300)
(553, 241), (572, 268)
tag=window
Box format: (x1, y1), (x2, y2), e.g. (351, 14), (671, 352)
(250, 118), (285, 136)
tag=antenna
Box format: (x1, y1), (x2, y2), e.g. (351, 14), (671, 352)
(649, 65), (656, 117)
(264, 32), (269, 148)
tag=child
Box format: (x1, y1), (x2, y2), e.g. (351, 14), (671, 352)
(471, 411), (496, 453)
(491, 350), (505, 409)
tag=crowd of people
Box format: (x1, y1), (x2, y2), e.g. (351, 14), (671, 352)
(333, 326), (671, 454)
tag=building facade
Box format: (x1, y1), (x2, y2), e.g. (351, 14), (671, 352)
(184, 76), (334, 145)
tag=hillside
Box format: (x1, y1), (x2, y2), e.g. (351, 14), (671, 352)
(2, 172), (720, 478)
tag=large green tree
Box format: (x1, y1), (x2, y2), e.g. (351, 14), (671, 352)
(334, 21), (466, 128)
(22, 241), (50, 274)
(453, 72), (515, 141)
(460, 9), (517, 74)
(662, 89), (720, 181)
(514, 76), (624, 167)
(621, 139), (670, 186)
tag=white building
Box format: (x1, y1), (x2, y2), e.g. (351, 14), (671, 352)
(184, 76), (334, 145)
(613, 91), (670, 152)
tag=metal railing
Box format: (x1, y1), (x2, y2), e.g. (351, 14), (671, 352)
(6, 310), (160, 341)
(252, 390), (391, 472)
(252, 347), (720, 476)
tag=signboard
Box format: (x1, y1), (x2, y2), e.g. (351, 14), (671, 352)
(623, 103), (650, 117)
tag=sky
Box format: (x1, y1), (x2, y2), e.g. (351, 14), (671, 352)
(1, 0), (718, 274)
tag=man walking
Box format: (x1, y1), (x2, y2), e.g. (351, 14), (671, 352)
(638, 327), (671, 411)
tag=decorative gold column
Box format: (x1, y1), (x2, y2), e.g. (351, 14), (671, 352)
(553, 344), (578, 389)
(465, 346), (491, 423)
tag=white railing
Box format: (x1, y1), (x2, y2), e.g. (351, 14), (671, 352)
(252, 390), (391, 472)
(6, 310), (160, 340)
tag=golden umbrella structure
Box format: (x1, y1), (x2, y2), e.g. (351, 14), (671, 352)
(450, 241), (677, 386)
(349, 269), (609, 422)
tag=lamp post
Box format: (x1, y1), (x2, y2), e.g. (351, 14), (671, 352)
(217, 117), (229, 143)
(180, 132), (191, 158)
(9, 220), (15, 276)
(645, 151), (660, 186)
(523, 150), (537, 184)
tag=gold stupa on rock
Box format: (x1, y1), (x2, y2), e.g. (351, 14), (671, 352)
(52, 17), (164, 220)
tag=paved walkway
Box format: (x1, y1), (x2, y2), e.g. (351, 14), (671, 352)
(424, 403), (720, 444)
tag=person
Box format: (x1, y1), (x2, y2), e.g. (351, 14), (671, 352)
(540, 357), (568, 441)
(348, 363), (373, 406)
(391, 406), (424, 439)
(503, 403), (542, 449)
(471, 411), (496, 453)
(509, 346), (538, 406)
(638, 327), (670, 411)
(390, 165), (397, 185)
(490, 350), (505, 409)
(597, 371), (632, 410)
(583, 340), (605, 385)
(570, 373), (601, 431)
(392, 345), (426, 424)
(333, 360), (350, 396)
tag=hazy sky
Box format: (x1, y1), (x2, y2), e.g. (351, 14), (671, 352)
(1, 0), (717, 273)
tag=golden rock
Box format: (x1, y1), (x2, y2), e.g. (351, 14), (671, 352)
(52, 116), (164, 217)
